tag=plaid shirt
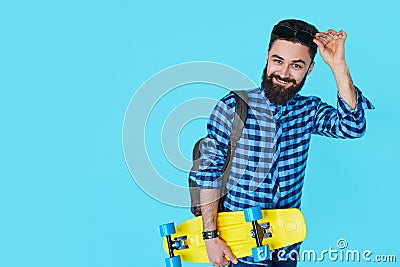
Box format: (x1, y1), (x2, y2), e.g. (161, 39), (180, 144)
(190, 86), (374, 264)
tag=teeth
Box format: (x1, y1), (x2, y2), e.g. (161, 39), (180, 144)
(276, 77), (288, 84)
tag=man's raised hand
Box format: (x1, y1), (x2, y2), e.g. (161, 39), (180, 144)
(313, 29), (347, 70)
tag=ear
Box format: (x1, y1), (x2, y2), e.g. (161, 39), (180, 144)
(307, 61), (315, 76)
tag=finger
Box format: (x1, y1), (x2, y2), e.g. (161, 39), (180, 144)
(326, 29), (339, 40)
(338, 30), (347, 41)
(326, 33), (336, 41)
(224, 247), (238, 264)
(317, 30), (334, 37)
(315, 35), (328, 43)
(327, 29), (338, 36)
(210, 258), (226, 267)
(328, 29), (347, 41)
(316, 33), (331, 43)
(318, 32), (330, 42)
(212, 256), (230, 266)
(217, 258), (230, 266)
(330, 30), (346, 44)
(313, 37), (327, 51)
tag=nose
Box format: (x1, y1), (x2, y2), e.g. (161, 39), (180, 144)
(277, 64), (290, 78)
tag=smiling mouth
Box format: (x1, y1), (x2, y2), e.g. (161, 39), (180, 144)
(274, 77), (292, 85)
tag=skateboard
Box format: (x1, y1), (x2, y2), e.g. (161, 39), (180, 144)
(159, 207), (307, 267)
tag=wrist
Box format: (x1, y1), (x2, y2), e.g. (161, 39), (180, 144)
(202, 229), (219, 240)
(330, 62), (348, 75)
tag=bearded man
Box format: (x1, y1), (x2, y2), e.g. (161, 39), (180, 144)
(189, 19), (374, 267)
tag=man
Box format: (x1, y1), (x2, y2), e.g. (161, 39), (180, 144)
(189, 19), (374, 267)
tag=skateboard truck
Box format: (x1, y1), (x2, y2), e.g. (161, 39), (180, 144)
(244, 206), (271, 262)
(250, 222), (272, 239)
(159, 222), (183, 267)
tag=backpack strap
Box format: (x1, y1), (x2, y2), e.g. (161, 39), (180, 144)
(189, 90), (249, 216)
(230, 90), (248, 145)
(219, 90), (248, 201)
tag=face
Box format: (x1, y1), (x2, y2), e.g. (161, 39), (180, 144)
(262, 39), (315, 105)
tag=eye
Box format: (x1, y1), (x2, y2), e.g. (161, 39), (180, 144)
(273, 59), (283, 64)
(292, 64), (303, 70)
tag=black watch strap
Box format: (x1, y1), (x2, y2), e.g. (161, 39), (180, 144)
(202, 230), (219, 240)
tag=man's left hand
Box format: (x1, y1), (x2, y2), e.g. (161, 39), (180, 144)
(313, 29), (347, 70)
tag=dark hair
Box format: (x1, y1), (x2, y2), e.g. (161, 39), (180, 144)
(268, 19), (319, 62)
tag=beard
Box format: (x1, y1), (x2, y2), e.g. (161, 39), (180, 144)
(261, 64), (307, 105)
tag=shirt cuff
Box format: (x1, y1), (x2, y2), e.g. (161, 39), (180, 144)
(189, 171), (223, 189)
(337, 86), (375, 116)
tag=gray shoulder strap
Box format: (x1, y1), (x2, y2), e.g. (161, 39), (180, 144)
(230, 90), (248, 144)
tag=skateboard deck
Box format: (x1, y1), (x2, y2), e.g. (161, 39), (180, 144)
(161, 208), (306, 264)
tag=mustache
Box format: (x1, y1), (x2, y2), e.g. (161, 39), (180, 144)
(269, 74), (297, 85)
(261, 64), (307, 105)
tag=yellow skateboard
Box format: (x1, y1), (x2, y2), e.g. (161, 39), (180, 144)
(159, 207), (306, 266)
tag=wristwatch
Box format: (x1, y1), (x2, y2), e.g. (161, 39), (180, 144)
(202, 229), (219, 240)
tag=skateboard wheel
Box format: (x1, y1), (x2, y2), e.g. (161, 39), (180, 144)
(252, 245), (270, 262)
(244, 206), (262, 222)
(165, 256), (182, 267)
(159, 222), (176, 237)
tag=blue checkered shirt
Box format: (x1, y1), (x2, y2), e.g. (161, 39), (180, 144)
(190, 86), (374, 264)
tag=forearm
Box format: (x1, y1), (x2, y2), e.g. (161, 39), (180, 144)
(200, 189), (220, 231)
(331, 63), (357, 110)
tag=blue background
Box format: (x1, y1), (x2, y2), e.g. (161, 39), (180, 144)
(1, 0), (398, 266)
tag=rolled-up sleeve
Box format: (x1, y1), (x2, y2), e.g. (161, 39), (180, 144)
(189, 93), (235, 188)
(313, 87), (375, 138)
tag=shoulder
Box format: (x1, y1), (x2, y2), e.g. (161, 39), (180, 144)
(219, 91), (236, 109)
(219, 88), (260, 108)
